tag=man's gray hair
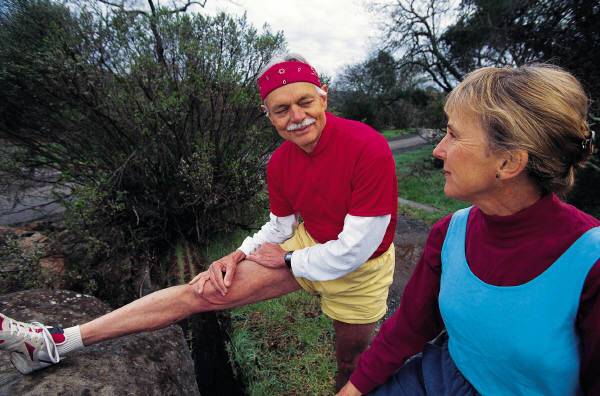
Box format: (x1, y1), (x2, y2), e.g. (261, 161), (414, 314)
(257, 52), (311, 80)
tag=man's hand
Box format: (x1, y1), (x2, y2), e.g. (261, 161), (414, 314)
(246, 242), (287, 269)
(189, 250), (245, 296)
(188, 270), (211, 294)
(335, 381), (362, 396)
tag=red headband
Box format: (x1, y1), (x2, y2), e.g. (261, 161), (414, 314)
(257, 60), (321, 100)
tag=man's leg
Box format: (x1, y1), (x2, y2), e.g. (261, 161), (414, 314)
(1, 259), (301, 373)
(333, 320), (377, 392)
(81, 259), (301, 345)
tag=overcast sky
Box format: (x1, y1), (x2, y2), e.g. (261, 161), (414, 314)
(203, 0), (382, 80)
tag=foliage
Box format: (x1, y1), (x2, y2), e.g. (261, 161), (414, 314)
(370, 0), (461, 92)
(0, 232), (44, 293)
(0, 0), (285, 297)
(446, 0), (600, 109)
(395, 145), (468, 224)
(331, 50), (446, 130)
(374, 0), (600, 99)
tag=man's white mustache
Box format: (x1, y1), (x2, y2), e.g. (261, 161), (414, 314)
(287, 117), (316, 131)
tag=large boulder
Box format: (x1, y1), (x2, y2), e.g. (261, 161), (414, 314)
(0, 289), (200, 395)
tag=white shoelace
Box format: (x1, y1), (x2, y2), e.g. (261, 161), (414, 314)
(9, 319), (60, 364)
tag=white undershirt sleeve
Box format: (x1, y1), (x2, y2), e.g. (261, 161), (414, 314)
(291, 214), (391, 281)
(238, 212), (296, 255)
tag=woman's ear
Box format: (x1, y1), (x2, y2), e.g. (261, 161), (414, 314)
(497, 149), (528, 180)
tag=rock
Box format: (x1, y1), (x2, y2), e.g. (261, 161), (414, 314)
(415, 127), (443, 142)
(0, 289), (200, 396)
(39, 256), (65, 272)
(17, 232), (47, 255)
(38, 256), (66, 288)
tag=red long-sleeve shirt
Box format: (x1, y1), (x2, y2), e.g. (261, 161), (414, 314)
(351, 194), (600, 394)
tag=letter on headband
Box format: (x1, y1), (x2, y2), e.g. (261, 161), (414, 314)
(257, 61), (321, 100)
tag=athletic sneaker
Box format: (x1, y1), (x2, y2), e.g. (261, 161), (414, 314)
(0, 313), (63, 374)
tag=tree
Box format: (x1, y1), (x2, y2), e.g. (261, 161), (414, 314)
(374, 0), (600, 213)
(376, 0), (600, 102)
(373, 0), (462, 92)
(445, 0), (600, 111)
(331, 50), (445, 129)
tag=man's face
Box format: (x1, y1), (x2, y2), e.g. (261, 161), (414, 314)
(264, 82), (328, 153)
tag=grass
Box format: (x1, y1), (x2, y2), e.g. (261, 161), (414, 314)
(228, 293), (335, 395)
(381, 128), (416, 140)
(395, 144), (469, 224)
(203, 228), (337, 395)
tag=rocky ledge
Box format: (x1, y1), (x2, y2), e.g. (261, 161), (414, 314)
(0, 289), (199, 395)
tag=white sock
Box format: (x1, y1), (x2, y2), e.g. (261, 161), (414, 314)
(56, 325), (84, 356)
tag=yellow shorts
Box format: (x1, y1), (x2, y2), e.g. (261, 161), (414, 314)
(280, 223), (395, 324)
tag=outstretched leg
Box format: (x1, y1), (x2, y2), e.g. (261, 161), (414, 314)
(1, 259), (301, 373)
(81, 259), (301, 345)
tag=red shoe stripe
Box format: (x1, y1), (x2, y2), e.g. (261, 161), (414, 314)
(25, 342), (35, 360)
(52, 333), (66, 344)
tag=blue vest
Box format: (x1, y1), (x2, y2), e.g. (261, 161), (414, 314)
(439, 207), (600, 396)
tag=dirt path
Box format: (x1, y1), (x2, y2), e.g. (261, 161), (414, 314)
(385, 216), (430, 319)
(388, 135), (429, 152)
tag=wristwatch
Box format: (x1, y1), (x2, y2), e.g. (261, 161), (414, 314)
(283, 251), (294, 269)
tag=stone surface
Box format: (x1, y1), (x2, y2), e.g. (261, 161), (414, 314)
(17, 232), (47, 255)
(39, 256), (65, 275)
(0, 289), (200, 396)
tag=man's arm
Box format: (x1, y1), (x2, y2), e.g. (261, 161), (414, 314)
(238, 212), (296, 256)
(189, 213), (296, 295)
(290, 214), (390, 281)
(246, 214), (390, 280)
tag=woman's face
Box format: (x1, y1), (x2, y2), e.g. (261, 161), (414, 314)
(433, 108), (505, 203)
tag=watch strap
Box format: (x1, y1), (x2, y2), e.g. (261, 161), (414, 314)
(284, 251), (294, 269)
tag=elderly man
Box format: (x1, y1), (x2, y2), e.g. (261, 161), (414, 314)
(1, 53), (398, 390)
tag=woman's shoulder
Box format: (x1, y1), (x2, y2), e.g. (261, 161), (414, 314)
(555, 197), (600, 231)
(428, 213), (454, 247)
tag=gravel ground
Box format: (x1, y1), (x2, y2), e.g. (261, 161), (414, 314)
(384, 216), (430, 320)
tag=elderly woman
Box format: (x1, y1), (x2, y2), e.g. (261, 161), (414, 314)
(338, 64), (599, 396)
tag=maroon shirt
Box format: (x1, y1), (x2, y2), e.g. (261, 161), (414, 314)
(351, 194), (600, 394)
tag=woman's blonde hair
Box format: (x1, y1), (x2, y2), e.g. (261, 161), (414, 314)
(445, 64), (594, 196)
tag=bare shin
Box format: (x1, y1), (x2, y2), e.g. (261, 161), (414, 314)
(80, 260), (301, 346)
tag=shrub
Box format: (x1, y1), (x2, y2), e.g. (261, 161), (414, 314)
(0, 0), (285, 299)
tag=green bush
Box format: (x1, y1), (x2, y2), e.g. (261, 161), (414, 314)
(0, 232), (44, 293)
(0, 0), (284, 300)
